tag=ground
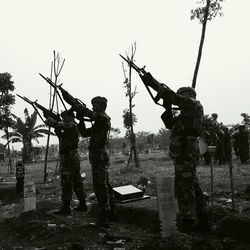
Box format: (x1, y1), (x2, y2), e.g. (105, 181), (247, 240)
(1, 152), (250, 249)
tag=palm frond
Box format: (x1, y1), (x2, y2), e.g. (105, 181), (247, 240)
(28, 111), (37, 130)
(24, 108), (29, 122)
(7, 137), (23, 144)
(34, 124), (47, 130)
(1, 131), (22, 139)
(11, 113), (18, 119)
(33, 129), (56, 136)
(16, 118), (27, 136)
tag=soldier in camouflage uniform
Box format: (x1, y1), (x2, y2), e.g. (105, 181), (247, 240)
(222, 126), (232, 163)
(77, 96), (116, 227)
(158, 86), (209, 233)
(238, 125), (249, 164)
(45, 110), (87, 215)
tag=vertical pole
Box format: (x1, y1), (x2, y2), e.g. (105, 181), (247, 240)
(208, 146), (216, 224)
(228, 158), (235, 211)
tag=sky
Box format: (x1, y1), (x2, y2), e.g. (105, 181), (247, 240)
(0, 0), (250, 150)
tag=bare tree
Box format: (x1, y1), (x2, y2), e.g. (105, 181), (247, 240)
(191, 0), (224, 89)
(43, 51), (65, 182)
(122, 42), (140, 168)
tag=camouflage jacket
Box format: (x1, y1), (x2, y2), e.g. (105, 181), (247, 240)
(78, 112), (111, 151)
(45, 118), (79, 153)
(161, 93), (204, 139)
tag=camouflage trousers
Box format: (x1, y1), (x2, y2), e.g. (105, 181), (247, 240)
(60, 150), (86, 202)
(169, 136), (207, 223)
(173, 158), (207, 223)
(89, 150), (115, 213)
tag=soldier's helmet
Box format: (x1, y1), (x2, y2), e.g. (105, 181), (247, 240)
(177, 86), (196, 98)
(61, 109), (74, 118)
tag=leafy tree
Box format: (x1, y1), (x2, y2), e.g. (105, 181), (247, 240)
(191, 0), (224, 88)
(0, 72), (15, 172)
(0, 73), (15, 129)
(1, 108), (54, 162)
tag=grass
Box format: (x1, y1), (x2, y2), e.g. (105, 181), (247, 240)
(0, 151), (249, 197)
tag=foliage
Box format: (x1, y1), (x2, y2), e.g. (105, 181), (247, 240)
(1, 108), (55, 162)
(109, 127), (121, 138)
(155, 128), (171, 150)
(0, 72), (15, 130)
(191, 0), (224, 23)
(240, 113), (250, 128)
(122, 109), (137, 129)
(190, 0), (224, 88)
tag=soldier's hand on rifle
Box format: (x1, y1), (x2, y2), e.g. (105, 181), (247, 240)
(162, 99), (172, 110)
(45, 117), (55, 126)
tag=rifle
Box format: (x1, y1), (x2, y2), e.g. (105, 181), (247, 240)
(16, 94), (61, 123)
(119, 54), (178, 109)
(39, 73), (94, 121)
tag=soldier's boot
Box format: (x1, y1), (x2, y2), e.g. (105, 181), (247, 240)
(96, 209), (110, 228)
(177, 218), (195, 234)
(73, 199), (88, 212)
(109, 203), (118, 222)
(193, 211), (211, 233)
(54, 200), (71, 215)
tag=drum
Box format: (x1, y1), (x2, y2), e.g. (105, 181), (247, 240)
(198, 137), (208, 156)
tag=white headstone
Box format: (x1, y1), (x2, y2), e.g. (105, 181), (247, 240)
(23, 176), (36, 212)
(156, 175), (177, 237)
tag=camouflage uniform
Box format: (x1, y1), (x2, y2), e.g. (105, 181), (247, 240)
(46, 116), (86, 206)
(78, 97), (115, 225)
(223, 127), (232, 162)
(216, 129), (225, 165)
(238, 125), (249, 164)
(160, 86), (208, 232)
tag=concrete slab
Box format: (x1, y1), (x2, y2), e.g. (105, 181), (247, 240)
(88, 197), (159, 228)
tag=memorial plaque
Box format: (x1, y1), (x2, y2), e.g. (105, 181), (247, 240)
(113, 185), (143, 201)
(156, 175), (177, 237)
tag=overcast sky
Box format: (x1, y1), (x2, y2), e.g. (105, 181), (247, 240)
(1, 0), (250, 149)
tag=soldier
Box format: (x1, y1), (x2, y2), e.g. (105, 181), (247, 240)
(45, 110), (87, 215)
(216, 128), (225, 165)
(158, 86), (210, 233)
(222, 126), (232, 163)
(238, 125), (249, 165)
(77, 96), (116, 228)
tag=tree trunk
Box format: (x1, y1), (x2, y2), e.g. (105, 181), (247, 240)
(5, 127), (13, 173)
(128, 64), (140, 168)
(192, 0), (211, 89)
(44, 126), (51, 183)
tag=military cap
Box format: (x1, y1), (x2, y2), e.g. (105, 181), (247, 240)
(61, 109), (74, 118)
(177, 86), (196, 98)
(91, 96), (107, 105)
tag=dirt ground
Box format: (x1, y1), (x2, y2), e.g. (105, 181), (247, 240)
(0, 180), (157, 250)
(1, 180), (250, 250)
(1, 155), (250, 249)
